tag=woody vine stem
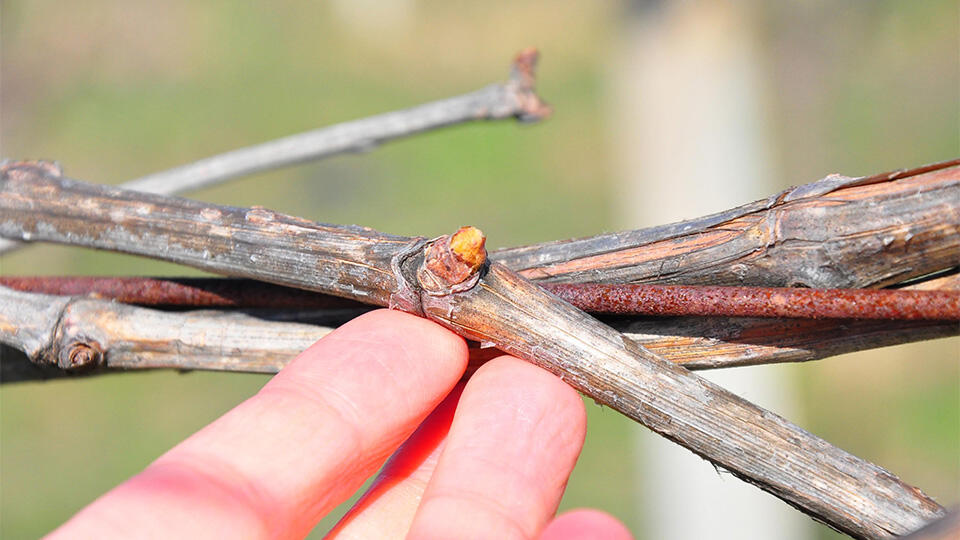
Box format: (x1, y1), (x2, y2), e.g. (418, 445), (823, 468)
(1, 161), (954, 538)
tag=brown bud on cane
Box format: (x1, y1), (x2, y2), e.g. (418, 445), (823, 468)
(418, 226), (487, 295)
(58, 339), (104, 372)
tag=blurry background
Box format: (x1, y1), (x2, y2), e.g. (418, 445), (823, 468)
(1, 0), (957, 537)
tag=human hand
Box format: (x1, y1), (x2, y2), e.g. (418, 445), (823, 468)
(49, 309), (631, 539)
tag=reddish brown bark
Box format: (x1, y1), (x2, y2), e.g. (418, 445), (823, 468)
(5, 276), (957, 320)
(546, 283), (960, 320)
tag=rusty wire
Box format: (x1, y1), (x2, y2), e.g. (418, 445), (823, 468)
(3, 276), (957, 321)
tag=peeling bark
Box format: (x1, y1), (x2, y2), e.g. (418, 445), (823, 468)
(493, 160), (960, 288)
(1, 161), (954, 537)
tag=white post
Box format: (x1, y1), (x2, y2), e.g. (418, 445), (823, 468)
(329, 0), (416, 39)
(609, 2), (812, 538)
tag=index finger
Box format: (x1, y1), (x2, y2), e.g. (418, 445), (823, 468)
(49, 309), (468, 539)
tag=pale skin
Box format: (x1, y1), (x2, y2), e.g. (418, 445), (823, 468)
(49, 309), (633, 539)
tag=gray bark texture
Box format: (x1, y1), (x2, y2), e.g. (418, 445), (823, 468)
(1, 160), (954, 538)
(493, 160), (959, 288)
(0, 49), (550, 255)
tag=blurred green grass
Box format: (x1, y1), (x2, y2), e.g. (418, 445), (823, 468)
(2, 1), (957, 538)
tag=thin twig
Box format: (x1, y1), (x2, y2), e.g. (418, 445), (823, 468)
(4, 276), (956, 320)
(547, 283), (960, 320)
(0, 48), (550, 255)
(0, 163), (946, 537)
(0, 276), (367, 310)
